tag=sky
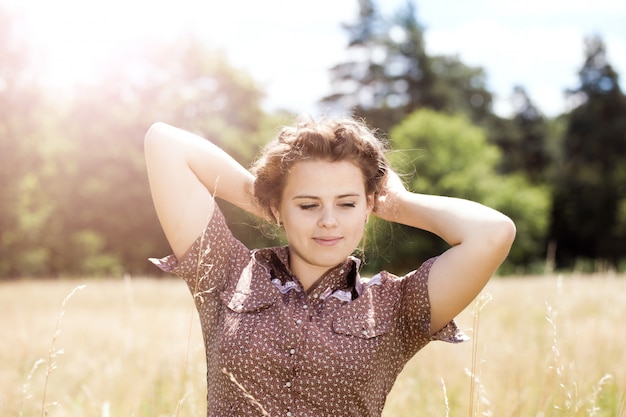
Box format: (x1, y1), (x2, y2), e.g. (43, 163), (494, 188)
(3, 0), (626, 117)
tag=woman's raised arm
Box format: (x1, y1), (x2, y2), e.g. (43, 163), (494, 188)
(375, 170), (516, 334)
(144, 122), (262, 259)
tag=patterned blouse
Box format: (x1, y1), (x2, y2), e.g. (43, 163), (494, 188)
(151, 203), (467, 417)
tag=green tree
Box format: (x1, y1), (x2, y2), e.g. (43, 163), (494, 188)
(550, 35), (626, 268)
(429, 54), (494, 126)
(492, 86), (551, 182)
(321, 0), (493, 133)
(365, 109), (549, 274)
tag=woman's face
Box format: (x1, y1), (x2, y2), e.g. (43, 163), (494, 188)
(272, 159), (373, 287)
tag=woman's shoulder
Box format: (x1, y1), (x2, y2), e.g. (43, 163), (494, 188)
(150, 202), (251, 281)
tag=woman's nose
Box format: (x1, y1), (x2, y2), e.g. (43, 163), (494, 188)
(318, 208), (338, 228)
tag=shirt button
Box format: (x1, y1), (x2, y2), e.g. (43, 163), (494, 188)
(296, 319), (302, 325)
(286, 411), (292, 417)
(302, 304), (308, 310)
(312, 293), (319, 299)
(285, 381), (292, 388)
(289, 348), (296, 355)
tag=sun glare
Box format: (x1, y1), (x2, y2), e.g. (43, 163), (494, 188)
(5, 0), (228, 89)
(5, 0), (355, 113)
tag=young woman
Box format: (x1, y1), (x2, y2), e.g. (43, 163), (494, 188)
(144, 117), (515, 417)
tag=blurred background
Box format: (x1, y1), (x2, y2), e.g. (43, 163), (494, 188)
(1, 0), (625, 278)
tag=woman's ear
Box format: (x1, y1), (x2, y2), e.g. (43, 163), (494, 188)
(270, 206), (281, 226)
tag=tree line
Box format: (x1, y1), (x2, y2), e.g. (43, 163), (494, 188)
(1, 1), (625, 278)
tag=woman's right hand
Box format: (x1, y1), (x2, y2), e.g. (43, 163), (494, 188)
(373, 169), (407, 223)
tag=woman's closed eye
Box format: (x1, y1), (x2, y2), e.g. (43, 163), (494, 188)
(298, 202), (356, 210)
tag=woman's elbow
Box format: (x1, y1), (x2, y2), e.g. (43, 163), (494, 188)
(144, 122), (169, 145)
(144, 122), (180, 158)
(491, 214), (516, 256)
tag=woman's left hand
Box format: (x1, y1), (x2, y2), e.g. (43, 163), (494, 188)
(373, 169), (407, 222)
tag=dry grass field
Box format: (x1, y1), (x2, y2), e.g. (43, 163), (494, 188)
(1, 273), (624, 417)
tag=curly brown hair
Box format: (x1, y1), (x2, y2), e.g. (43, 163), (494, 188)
(251, 116), (390, 219)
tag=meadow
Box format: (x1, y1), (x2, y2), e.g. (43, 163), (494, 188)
(1, 273), (624, 417)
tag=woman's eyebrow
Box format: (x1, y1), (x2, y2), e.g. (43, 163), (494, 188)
(292, 193), (361, 200)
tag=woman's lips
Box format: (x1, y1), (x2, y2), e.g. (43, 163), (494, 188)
(313, 237), (343, 246)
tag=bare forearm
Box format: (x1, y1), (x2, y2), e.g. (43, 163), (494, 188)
(389, 191), (514, 248)
(145, 122), (262, 217)
(374, 168), (515, 254)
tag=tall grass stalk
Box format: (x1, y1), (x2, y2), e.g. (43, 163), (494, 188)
(544, 290), (620, 417)
(19, 359), (44, 417)
(39, 284), (86, 417)
(546, 301), (582, 414)
(221, 368), (270, 416)
(441, 378), (450, 417)
(468, 292), (492, 417)
(588, 374), (612, 417)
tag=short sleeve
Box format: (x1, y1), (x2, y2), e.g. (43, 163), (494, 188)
(149, 203), (251, 295)
(398, 257), (469, 359)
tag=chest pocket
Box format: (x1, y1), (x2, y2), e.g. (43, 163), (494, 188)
(330, 283), (396, 339)
(325, 288), (398, 383)
(332, 313), (392, 339)
(219, 290), (274, 354)
(326, 306), (394, 385)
